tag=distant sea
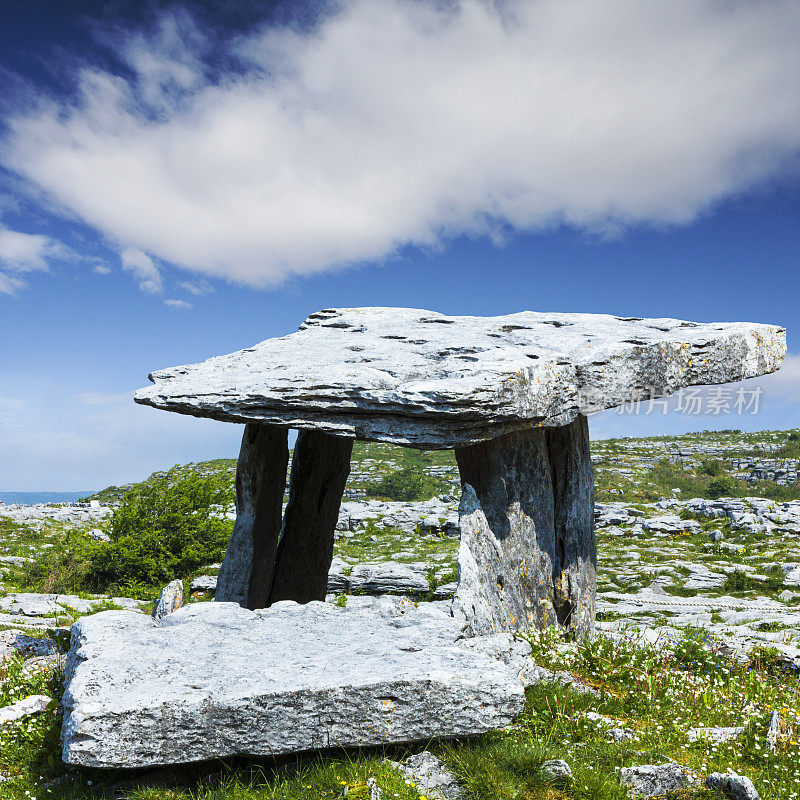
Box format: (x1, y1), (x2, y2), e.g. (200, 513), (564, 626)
(0, 491), (95, 506)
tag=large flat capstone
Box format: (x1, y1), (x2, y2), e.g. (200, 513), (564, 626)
(61, 601), (525, 768)
(134, 307), (785, 448)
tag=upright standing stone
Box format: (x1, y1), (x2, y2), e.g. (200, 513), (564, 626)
(547, 415), (595, 634)
(152, 580), (183, 622)
(454, 428), (558, 635)
(269, 430), (353, 604)
(216, 424), (289, 609)
(453, 416), (595, 637)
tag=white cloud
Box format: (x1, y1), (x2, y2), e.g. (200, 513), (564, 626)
(0, 225), (71, 293)
(3, 0), (800, 287)
(94, 264), (111, 275)
(164, 298), (191, 309)
(121, 246), (162, 293)
(759, 353), (800, 404)
(178, 279), (212, 295)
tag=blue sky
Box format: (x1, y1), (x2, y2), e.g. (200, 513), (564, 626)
(0, 0), (798, 490)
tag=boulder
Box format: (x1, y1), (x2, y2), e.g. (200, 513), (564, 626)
(392, 752), (465, 799)
(151, 580), (183, 621)
(190, 575), (218, 594)
(0, 695), (51, 727)
(326, 557), (350, 593)
(61, 601), (525, 768)
(618, 764), (700, 797)
(540, 760), (573, 782)
(706, 772), (761, 800)
(348, 562), (430, 595)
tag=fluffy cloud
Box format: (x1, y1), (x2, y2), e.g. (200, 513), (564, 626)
(121, 246), (162, 293)
(164, 298), (192, 309)
(0, 226), (70, 293)
(760, 353), (800, 404)
(3, 0), (800, 287)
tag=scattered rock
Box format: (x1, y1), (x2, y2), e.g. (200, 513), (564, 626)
(348, 562), (429, 595)
(706, 772), (761, 800)
(766, 710), (780, 752)
(618, 763), (700, 797)
(642, 514), (700, 534)
(784, 565), (800, 588)
(606, 727), (636, 742)
(0, 630), (60, 660)
(540, 759), (572, 783)
(190, 575), (217, 594)
(1, 593), (94, 617)
(0, 695), (51, 726)
(687, 726), (744, 744)
(151, 580), (183, 621)
(392, 751), (464, 799)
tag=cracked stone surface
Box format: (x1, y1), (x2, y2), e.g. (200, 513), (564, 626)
(134, 307), (785, 448)
(61, 601), (525, 768)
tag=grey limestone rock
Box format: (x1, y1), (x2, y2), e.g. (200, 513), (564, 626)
(687, 726), (744, 744)
(453, 415), (595, 637)
(61, 601), (525, 768)
(326, 557), (350, 593)
(642, 515), (701, 534)
(215, 424), (288, 609)
(348, 562), (430, 595)
(393, 752), (465, 799)
(1, 593), (95, 617)
(151, 580), (183, 621)
(135, 307), (785, 449)
(618, 764), (701, 797)
(0, 695), (51, 727)
(784, 565), (800, 587)
(766, 710), (780, 752)
(540, 759), (573, 782)
(706, 772), (761, 800)
(190, 575), (218, 593)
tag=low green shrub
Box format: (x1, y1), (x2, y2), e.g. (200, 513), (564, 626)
(364, 465), (443, 502)
(707, 475), (742, 499)
(85, 469), (234, 591)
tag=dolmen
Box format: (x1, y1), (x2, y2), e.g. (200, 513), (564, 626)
(60, 307), (785, 767)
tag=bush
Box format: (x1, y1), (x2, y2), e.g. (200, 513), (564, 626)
(706, 475), (742, 499)
(724, 569), (752, 592)
(85, 469), (234, 591)
(700, 459), (724, 477)
(364, 466), (441, 502)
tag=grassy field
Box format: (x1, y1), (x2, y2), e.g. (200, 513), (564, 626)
(1, 625), (799, 799)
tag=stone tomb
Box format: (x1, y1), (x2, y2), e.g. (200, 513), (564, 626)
(58, 307), (784, 769)
(134, 307), (785, 637)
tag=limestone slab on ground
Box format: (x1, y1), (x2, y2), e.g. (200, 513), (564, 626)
(135, 307), (784, 448)
(61, 601), (525, 768)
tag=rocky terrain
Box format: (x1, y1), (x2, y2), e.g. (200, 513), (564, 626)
(1, 428), (799, 799)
